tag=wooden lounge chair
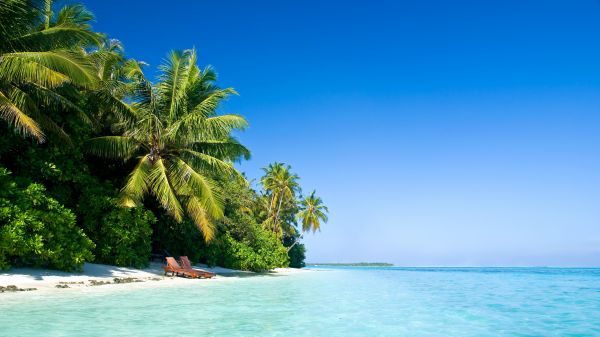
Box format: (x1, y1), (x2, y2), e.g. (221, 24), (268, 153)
(179, 256), (216, 279)
(163, 257), (212, 279)
(163, 257), (187, 277)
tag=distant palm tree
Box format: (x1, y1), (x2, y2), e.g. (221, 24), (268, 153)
(260, 162), (300, 234)
(86, 49), (250, 241)
(297, 191), (328, 233)
(260, 162), (284, 217)
(0, 0), (101, 142)
(288, 191), (328, 252)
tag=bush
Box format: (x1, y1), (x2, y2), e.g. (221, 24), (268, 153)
(287, 242), (306, 268)
(78, 185), (155, 268)
(0, 168), (94, 271)
(90, 207), (155, 268)
(151, 216), (205, 263)
(202, 220), (289, 272)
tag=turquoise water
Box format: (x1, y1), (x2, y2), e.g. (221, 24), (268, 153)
(1, 267), (599, 336)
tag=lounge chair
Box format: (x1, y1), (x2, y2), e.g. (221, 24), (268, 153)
(163, 257), (204, 279)
(163, 257), (186, 277)
(179, 256), (216, 278)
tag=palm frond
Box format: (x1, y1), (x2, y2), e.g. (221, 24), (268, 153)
(0, 89), (44, 141)
(54, 3), (94, 26)
(120, 155), (152, 207)
(185, 196), (216, 241)
(169, 157), (224, 219)
(26, 82), (90, 124)
(168, 110), (246, 143)
(181, 149), (243, 179)
(9, 83), (74, 143)
(11, 24), (102, 50)
(189, 138), (251, 161)
(85, 136), (140, 160)
(157, 49), (192, 121)
(148, 158), (184, 222)
(1, 50), (97, 87)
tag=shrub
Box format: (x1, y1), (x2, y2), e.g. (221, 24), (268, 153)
(78, 185), (155, 268)
(287, 242), (306, 268)
(202, 221), (289, 272)
(92, 207), (155, 268)
(0, 168), (94, 271)
(151, 216), (204, 263)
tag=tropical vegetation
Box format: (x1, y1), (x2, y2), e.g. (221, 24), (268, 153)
(0, 0), (327, 272)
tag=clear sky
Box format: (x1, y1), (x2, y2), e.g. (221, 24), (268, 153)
(82, 0), (600, 266)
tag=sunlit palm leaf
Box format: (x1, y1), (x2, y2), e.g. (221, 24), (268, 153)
(85, 136), (140, 160)
(169, 158), (224, 219)
(185, 196), (216, 241)
(0, 90), (44, 141)
(121, 155), (152, 207)
(1, 51), (96, 87)
(11, 24), (102, 50)
(148, 158), (184, 222)
(182, 149), (242, 178)
(189, 138), (251, 161)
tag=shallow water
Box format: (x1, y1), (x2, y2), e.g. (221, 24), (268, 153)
(1, 267), (599, 336)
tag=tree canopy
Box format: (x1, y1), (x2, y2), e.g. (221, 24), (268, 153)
(0, 0), (327, 272)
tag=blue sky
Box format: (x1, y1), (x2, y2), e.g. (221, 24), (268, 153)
(83, 0), (600, 266)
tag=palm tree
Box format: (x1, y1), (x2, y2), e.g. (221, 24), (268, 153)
(85, 38), (146, 129)
(260, 163), (300, 234)
(86, 49), (250, 241)
(260, 162), (284, 217)
(287, 191), (328, 252)
(297, 191), (328, 233)
(0, 0), (101, 142)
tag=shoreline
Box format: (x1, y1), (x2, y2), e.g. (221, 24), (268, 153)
(0, 262), (309, 297)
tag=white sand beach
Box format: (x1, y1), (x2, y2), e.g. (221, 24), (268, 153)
(0, 263), (308, 296)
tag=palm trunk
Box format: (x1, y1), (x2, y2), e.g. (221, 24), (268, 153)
(267, 193), (275, 217)
(286, 234), (304, 253)
(44, 0), (52, 29)
(273, 194), (284, 232)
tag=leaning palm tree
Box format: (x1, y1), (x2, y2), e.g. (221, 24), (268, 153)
(0, 0), (101, 142)
(260, 163), (300, 234)
(287, 191), (328, 252)
(86, 49), (250, 241)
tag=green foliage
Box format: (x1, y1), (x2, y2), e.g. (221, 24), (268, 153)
(85, 49), (250, 242)
(0, 168), (94, 271)
(297, 191), (329, 233)
(0, 1), (326, 273)
(260, 162), (301, 237)
(154, 177), (290, 272)
(92, 207), (155, 268)
(196, 177), (289, 271)
(78, 184), (155, 268)
(202, 224), (289, 272)
(151, 216), (204, 263)
(0, 0), (101, 142)
(287, 242), (306, 268)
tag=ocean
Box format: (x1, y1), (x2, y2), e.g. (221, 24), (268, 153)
(1, 267), (599, 336)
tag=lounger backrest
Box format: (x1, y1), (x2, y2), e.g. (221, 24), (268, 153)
(180, 256), (192, 269)
(166, 257), (181, 268)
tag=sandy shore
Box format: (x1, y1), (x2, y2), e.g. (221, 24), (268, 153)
(0, 262), (308, 296)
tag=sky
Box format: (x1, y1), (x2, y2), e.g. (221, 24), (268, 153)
(81, 0), (600, 266)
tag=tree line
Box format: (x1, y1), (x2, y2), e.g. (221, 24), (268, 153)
(0, 0), (327, 272)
